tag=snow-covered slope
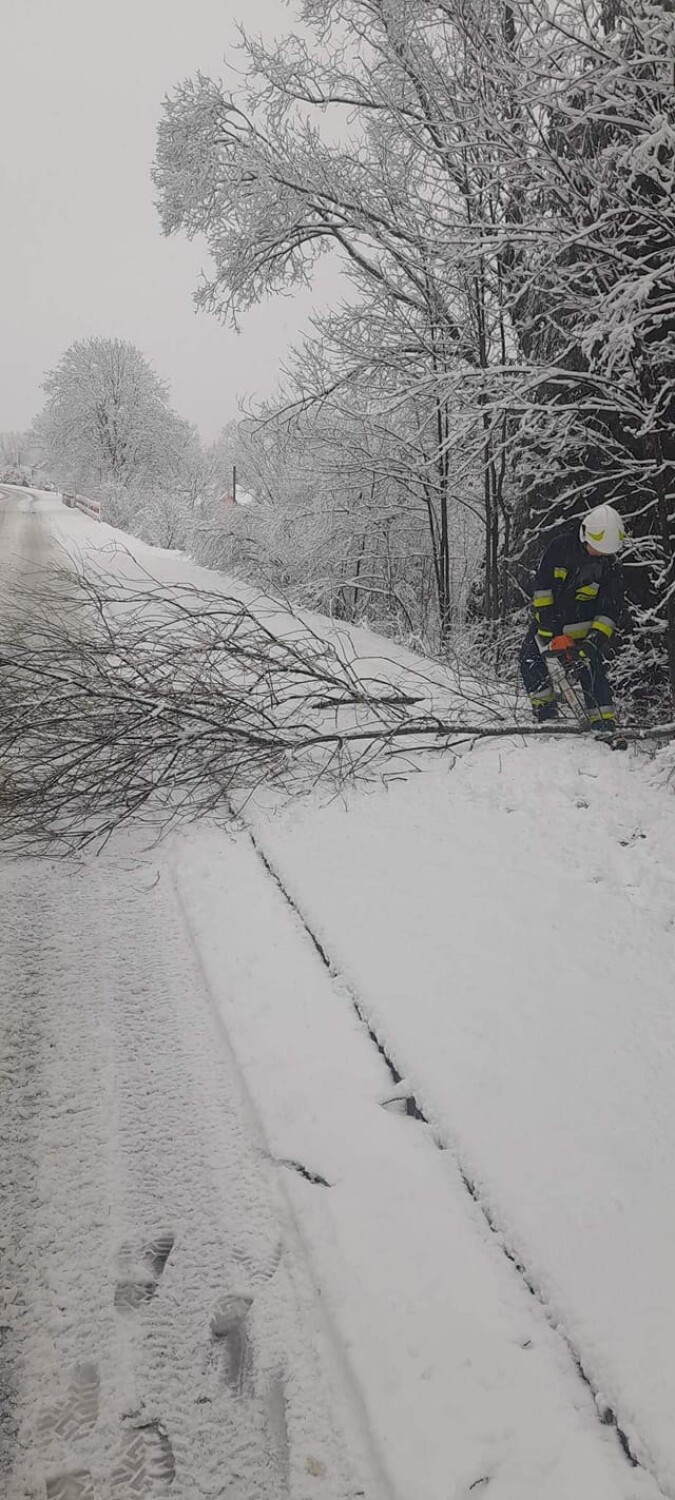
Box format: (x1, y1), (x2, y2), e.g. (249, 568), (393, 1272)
(244, 743), (675, 1488)
(3, 491), (674, 1499)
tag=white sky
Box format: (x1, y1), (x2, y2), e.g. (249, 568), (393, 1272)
(0, 0), (338, 443)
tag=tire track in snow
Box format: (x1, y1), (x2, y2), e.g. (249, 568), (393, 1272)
(0, 878), (48, 1484)
(242, 820), (667, 1497)
(100, 858), (288, 1500)
(0, 857), (118, 1499)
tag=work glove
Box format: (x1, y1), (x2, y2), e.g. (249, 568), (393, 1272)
(578, 633), (601, 663)
(549, 634), (575, 653)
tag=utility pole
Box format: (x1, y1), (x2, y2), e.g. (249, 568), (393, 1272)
(232, 464), (237, 505)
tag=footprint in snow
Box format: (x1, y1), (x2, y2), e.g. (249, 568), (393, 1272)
(111, 1417), (175, 1494)
(210, 1295), (254, 1395)
(46, 1470), (96, 1500)
(39, 1361), (100, 1445)
(113, 1233), (174, 1314)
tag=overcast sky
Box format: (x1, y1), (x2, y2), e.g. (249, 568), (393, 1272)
(0, 0), (337, 443)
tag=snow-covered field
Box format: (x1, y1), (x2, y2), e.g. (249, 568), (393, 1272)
(2, 489), (675, 1500)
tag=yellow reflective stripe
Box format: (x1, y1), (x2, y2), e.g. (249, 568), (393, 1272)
(530, 689), (555, 707)
(562, 620), (592, 639)
(588, 707), (615, 723)
(536, 629), (553, 641)
(533, 590), (554, 607)
(553, 567), (568, 580)
(587, 528), (605, 542)
(575, 583), (600, 599)
(591, 616), (615, 638)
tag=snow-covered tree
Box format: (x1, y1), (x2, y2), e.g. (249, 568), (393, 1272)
(33, 337), (195, 504)
(154, 0), (675, 698)
(0, 431), (30, 472)
(153, 0), (519, 639)
(495, 0), (675, 694)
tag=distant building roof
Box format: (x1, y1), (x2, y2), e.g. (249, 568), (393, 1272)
(219, 488), (256, 507)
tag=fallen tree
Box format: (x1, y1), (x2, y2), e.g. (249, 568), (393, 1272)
(0, 563), (671, 852)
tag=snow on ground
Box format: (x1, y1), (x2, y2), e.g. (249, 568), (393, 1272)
(0, 496), (386, 1500)
(2, 491), (675, 1498)
(41, 491), (490, 719)
(172, 820), (660, 1500)
(243, 746), (675, 1486)
(0, 835), (385, 1500)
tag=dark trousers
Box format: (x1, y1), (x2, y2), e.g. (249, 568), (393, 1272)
(520, 627), (614, 720)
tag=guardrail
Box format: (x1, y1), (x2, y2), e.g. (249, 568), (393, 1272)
(75, 496), (102, 521)
(63, 493), (102, 521)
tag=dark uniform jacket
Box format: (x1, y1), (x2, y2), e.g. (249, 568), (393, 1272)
(531, 529), (624, 652)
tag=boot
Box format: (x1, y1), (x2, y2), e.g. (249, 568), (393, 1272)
(588, 710), (616, 736)
(534, 701), (559, 724)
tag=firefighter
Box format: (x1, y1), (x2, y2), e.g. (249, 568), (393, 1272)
(520, 504), (626, 731)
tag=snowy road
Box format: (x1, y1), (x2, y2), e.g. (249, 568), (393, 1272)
(0, 831), (383, 1500)
(1, 490), (673, 1500)
(0, 493), (383, 1500)
(0, 834), (396, 1500)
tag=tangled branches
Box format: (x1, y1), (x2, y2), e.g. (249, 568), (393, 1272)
(0, 562), (448, 851)
(1, 560), (670, 854)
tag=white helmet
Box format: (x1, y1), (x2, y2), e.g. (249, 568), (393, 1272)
(579, 504), (626, 554)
